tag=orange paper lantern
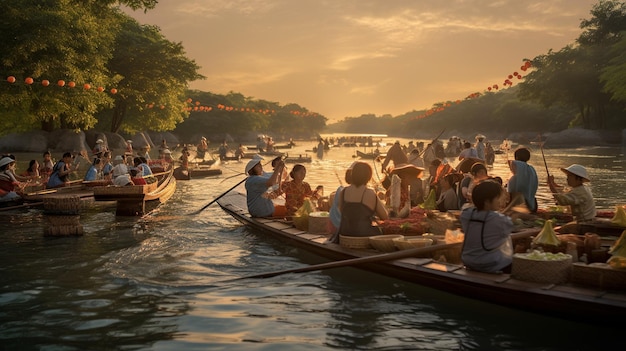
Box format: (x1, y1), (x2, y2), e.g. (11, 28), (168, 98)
(83, 83), (91, 90)
(25, 77), (34, 85)
(42, 80), (50, 87)
(58, 80), (65, 87)
(68, 81), (76, 88)
(110, 88), (118, 94)
(97, 86), (104, 92)
(7, 76), (16, 83)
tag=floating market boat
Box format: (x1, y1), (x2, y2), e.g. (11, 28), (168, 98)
(217, 190), (626, 324)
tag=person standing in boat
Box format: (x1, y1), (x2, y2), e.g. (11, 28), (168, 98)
(548, 164), (596, 223)
(506, 147), (538, 213)
(475, 134), (486, 161)
(381, 141), (408, 174)
(244, 157), (287, 218)
(234, 144), (246, 160)
(335, 161), (388, 241)
(461, 180), (514, 274)
(218, 141), (229, 161)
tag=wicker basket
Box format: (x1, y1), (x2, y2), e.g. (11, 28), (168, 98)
(394, 237), (433, 250)
(512, 253), (573, 284)
(340, 235), (372, 249)
(571, 262), (626, 290)
(369, 235), (404, 252)
(308, 211), (330, 234)
(43, 195), (80, 215)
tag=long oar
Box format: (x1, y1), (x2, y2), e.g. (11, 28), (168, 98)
(189, 177), (248, 215)
(419, 128), (446, 158)
(540, 141), (550, 179)
(232, 242), (462, 280)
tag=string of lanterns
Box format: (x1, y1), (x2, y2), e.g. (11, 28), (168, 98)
(4, 75), (118, 94)
(413, 59), (533, 120)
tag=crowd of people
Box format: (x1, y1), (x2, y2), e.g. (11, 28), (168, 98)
(240, 134), (599, 276)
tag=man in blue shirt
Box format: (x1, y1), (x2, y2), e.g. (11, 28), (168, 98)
(245, 157), (287, 217)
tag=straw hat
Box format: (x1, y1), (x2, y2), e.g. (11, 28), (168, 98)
(96, 139), (104, 144)
(0, 157), (15, 168)
(126, 140), (132, 143)
(561, 164), (590, 182)
(245, 159), (261, 174)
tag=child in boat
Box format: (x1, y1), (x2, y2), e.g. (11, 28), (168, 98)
(460, 180), (514, 274)
(130, 169), (147, 185)
(547, 164), (596, 223)
(244, 157), (287, 218)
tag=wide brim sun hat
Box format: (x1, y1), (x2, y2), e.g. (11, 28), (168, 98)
(0, 157), (15, 168)
(560, 164), (590, 182)
(245, 159), (261, 174)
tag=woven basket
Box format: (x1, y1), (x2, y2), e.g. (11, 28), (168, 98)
(571, 262), (626, 290)
(394, 237), (433, 250)
(43, 195), (80, 214)
(308, 211), (330, 234)
(512, 253), (573, 284)
(369, 235), (404, 252)
(340, 235), (372, 249)
(46, 215), (80, 226)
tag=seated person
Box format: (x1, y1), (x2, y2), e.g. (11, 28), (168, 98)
(46, 152), (75, 188)
(130, 168), (147, 185)
(436, 173), (460, 212)
(279, 164), (321, 216)
(84, 158), (103, 181)
(336, 162), (389, 240)
(244, 158), (287, 217)
(0, 157), (25, 201)
(460, 181), (514, 273)
(548, 164), (596, 223)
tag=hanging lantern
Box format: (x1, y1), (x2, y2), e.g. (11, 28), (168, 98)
(97, 86), (104, 92)
(7, 76), (16, 83)
(25, 77), (34, 85)
(83, 83), (91, 90)
(68, 81), (76, 88)
(42, 80), (50, 87)
(508, 75), (513, 79)
(110, 88), (118, 94)
(58, 80), (65, 87)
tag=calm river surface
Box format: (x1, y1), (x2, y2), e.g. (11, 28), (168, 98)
(1, 138), (625, 350)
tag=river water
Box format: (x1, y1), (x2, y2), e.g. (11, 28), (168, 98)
(1, 139), (624, 350)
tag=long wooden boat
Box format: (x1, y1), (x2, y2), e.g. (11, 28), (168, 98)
(284, 154), (312, 163)
(356, 150), (384, 160)
(173, 165), (223, 180)
(92, 169), (176, 216)
(1, 180), (94, 212)
(217, 190), (626, 323)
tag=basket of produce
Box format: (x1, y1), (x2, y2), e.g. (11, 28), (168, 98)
(340, 235), (372, 249)
(393, 237), (433, 250)
(369, 235), (404, 252)
(512, 251), (573, 284)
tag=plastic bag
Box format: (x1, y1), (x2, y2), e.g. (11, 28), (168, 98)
(445, 228), (464, 243)
(293, 198), (316, 231)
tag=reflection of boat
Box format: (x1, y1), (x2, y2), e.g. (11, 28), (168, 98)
(284, 154), (312, 163)
(93, 169), (176, 216)
(217, 190), (626, 323)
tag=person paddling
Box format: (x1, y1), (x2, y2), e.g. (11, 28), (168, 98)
(548, 164), (596, 223)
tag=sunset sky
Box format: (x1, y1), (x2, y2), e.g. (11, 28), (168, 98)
(126, 0), (599, 121)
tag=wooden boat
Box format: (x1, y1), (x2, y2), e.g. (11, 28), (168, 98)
(217, 190), (626, 323)
(240, 151), (285, 159)
(356, 150), (384, 160)
(173, 165), (223, 180)
(284, 154), (312, 163)
(92, 169), (176, 216)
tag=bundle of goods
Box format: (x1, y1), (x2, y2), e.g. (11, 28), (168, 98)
(379, 207), (428, 235)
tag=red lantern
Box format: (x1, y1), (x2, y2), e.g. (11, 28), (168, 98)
(83, 83), (91, 90)
(68, 81), (76, 88)
(58, 80), (65, 87)
(513, 72), (518, 76)
(508, 75), (513, 79)
(7, 76), (16, 83)
(488, 87), (492, 91)
(25, 77), (34, 85)
(42, 80), (50, 87)
(97, 86), (104, 92)
(186, 98), (192, 103)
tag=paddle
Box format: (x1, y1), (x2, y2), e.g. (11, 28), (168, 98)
(418, 128), (446, 158)
(189, 177), (248, 215)
(540, 141), (550, 179)
(231, 242), (463, 280)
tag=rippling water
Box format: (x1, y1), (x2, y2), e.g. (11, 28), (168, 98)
(1, 139), (624, 350)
